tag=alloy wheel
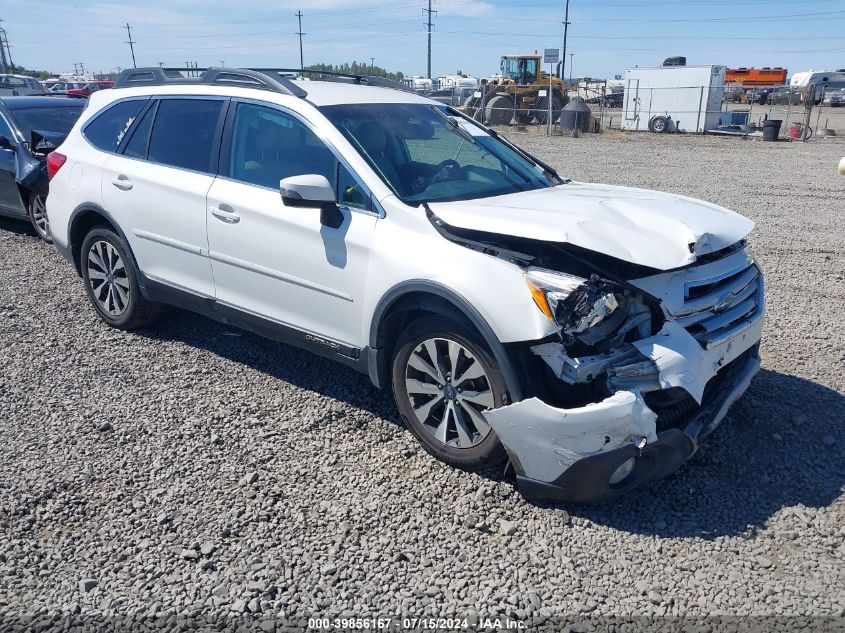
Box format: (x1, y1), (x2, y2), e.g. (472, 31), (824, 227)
(404, 337), (495, 449)
(87, 240), (130, 317)
(30, 195), (50, 239)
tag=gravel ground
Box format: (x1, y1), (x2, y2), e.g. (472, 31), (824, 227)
(1, 132), (844, 631)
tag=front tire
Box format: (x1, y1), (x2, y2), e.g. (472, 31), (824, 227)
(484, 95), (514, 126)
(80, 226), (161, 330)
(28, 193), (51, 242)
(391, 317), (508, 470)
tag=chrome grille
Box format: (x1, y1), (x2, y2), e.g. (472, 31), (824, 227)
(673, 261), (764, 348)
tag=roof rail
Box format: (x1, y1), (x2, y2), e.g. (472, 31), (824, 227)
(113, 67), (308, 98)
(249, 68), (412, 93)
(114, 66), (412, 98)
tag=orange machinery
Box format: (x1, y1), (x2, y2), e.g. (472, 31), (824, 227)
(725, 67), (788, 86)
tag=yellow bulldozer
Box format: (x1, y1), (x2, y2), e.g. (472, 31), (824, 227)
(463, 54), (568, 125)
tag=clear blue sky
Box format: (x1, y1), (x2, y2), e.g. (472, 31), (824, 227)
(2, 0), (844, 79)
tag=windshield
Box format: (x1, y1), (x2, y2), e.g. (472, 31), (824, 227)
(320, 103), (558, 204)
(501, 58), (537, 84)
(9, 105), (84, 142)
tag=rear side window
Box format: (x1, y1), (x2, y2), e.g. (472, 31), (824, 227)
(147, 99), (223, 173)
(83, 99), (146, 153)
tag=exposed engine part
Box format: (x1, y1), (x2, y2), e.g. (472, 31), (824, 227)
(531, 277), (660, 396)
(532, 342), (662, 393)
(555, 276), (653, 354)
(531, 342), (638, 384)
(565, 290), (618, 335)
(607, 359), (661, 393)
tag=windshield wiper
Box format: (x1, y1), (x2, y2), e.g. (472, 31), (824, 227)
(431, 106), (476, 145)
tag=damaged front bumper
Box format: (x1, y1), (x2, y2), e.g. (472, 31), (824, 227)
(485, 317), (763, 503)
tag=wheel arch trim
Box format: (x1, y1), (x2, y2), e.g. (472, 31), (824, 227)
(368, 280), (524, 401)
(67, 203), (133, 275)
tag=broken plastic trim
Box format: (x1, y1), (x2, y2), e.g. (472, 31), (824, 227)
(486, 353), (760, 501)
(484, 390), (658, 483)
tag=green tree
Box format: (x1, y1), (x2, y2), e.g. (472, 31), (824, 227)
(9, 64), (52, 80)
(303, 61), (404, 82)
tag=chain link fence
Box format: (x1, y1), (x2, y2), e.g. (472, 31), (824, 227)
(422, 81), (845, 141)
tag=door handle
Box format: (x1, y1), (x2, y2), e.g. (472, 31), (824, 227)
(210, 205), (241, 223)
(112, 175), (133, 191)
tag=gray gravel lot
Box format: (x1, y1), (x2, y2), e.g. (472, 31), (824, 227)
(1, 132), (844, 630)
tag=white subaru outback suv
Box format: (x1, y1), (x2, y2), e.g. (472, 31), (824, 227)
(47, 68), (764, 502)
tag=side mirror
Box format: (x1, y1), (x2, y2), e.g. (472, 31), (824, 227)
(0, 136), (14, 150)
(279, 174), (344, 229)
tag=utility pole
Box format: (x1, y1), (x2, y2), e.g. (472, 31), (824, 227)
(569, 52), (574, 85)
(295, 11), (305, 70)
(423, 0), (436, 79)
(370, 57), (375, 75)
(0, 25), (10, 74)
(158, 61), (165, 67)
(560, 0), (570, 83)
(0, 24), (13, 73)
(220, 60), (225, 67)
(125, 23), (137, 69)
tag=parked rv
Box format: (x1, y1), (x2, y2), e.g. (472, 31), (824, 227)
(790, 70), (845, 104)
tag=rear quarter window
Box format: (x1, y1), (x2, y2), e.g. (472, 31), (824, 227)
(83, 99), (147, 153)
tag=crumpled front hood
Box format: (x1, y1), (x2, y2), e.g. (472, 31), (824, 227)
(428, 182), (754, 270)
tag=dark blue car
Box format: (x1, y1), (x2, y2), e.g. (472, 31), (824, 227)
(0, 96), (85, 241)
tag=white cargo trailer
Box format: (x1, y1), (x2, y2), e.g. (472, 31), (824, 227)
(622, 65), (726, 133)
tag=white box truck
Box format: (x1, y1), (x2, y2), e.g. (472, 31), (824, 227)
(622, 65), (726, 133)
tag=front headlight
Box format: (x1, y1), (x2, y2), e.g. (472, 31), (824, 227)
(524, 268), (622, 335)
(523, 268), (585, 324)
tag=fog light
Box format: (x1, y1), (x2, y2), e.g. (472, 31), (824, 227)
(609, 457), (636, 485)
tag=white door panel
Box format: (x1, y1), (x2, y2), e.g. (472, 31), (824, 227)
(101, 155), (216, 297)
(206, 178), (376, 346)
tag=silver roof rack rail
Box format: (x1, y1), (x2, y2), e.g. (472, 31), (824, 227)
(113, 67), (308, 98)
(249, 68), (412, 93)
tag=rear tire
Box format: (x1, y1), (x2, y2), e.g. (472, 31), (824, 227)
(391, 316), (508, 471)
(534, 94), (564, 125)
(28, 193), (51, 243)
(80, 226), (161, 330)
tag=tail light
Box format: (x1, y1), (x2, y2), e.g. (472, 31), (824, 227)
(46, 152), (67, 181)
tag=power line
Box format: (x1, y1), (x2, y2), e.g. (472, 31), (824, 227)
(424, 0), (436, 79)
(124, 22), (136, 68)
(296, 10), (305, 70)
